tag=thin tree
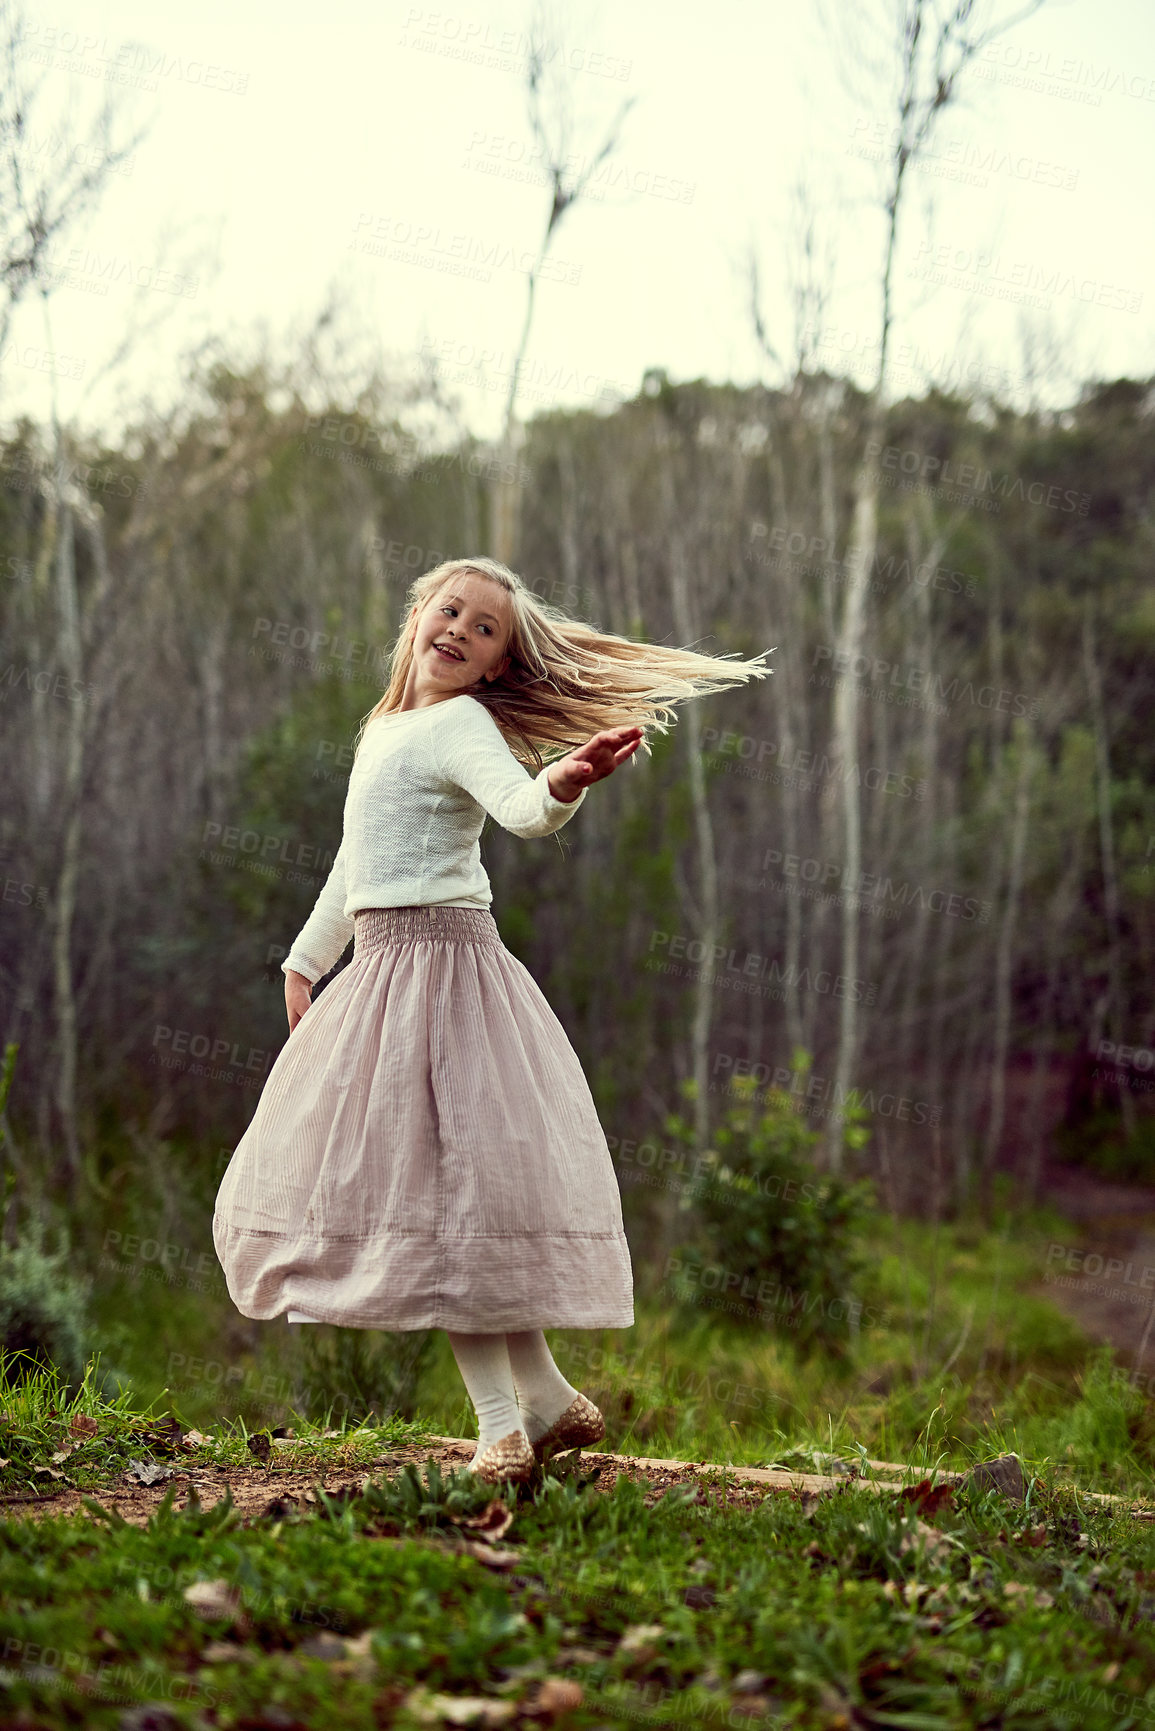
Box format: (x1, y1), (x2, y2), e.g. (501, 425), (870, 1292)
(819, 0), (1045, 1171)
(491, 0), (634, 563)
(0, 0), (146, 364)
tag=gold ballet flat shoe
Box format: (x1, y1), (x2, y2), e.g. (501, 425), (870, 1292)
(531, 1392), (606, 1463)
(466, 1428), (535, 1484)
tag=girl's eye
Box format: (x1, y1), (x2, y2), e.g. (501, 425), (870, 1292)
(441, 605), (491, 635)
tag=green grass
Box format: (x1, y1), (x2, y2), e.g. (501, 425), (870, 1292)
(2, 1417), (1155, 1728)
(5, 1189), (1155, 1723)
(73, 1201), (1155, 1502)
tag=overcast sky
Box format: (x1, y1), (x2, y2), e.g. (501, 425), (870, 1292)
(4, 0), (1153, 442)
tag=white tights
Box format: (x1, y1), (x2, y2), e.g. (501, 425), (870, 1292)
(447, 1329), (580, 1448)
(286, 1313), (580, 1449)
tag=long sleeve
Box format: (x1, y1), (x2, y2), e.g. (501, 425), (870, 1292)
(431, 700), (588, 838)
(281, 838), (355, 985)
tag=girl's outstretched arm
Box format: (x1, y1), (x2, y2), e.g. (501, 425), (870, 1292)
(546, 725), (643, 802)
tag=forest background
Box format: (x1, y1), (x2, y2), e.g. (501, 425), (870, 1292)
(0, 0), (1152, 1441)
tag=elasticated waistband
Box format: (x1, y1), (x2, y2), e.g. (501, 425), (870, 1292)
(352, 904), (503, 952)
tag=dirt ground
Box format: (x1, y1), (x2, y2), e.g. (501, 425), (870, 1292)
(7, 1161), (1155, 1533)
(1030, 1162), (1155, 1367)
(4, 1433), (1152, 1529)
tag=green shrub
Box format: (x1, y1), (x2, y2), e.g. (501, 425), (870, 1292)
(664, 1064), (877, 1356)
(0, 1226), (92, 1390)
(1054, 1107), (1155, 1183)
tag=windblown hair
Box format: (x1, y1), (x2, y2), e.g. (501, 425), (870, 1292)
(355, 556), (773, 771)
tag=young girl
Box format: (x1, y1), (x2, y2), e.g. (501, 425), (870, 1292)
(213, 556), (771, 1483)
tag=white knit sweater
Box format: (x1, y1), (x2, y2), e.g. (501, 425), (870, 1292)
(282, 693), (587, 983)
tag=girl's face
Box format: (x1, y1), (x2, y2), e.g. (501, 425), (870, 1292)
(412, 575), (513, 696)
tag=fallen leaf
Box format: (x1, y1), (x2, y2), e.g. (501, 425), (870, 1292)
(617, 1623), (664, 1666)
(184, 1579), (242, 1619)
(619, 1622), (665, 1649)
(897, 1478), (955, 1519)
(261, 1494), (301, 1520)
(455, 1541), (522, 1570)
(898, 1519), (956, 1561)
(200, 1641), (255, 1664)
(126, 1459), (171, 1486)
(1019, 1524), (1048, 1547)
(450, 1498), (514, 1543)
(33, 1465), (66, 1481)
(732, 1668), (767, 1694)
(405, 1691), (515, 1727)
(181, 1429), (211, 1449)
(1002, 1580), (1054, 1610)
(68, 1414), (100, 1440)
(138, 1417), (183, 1453)
(536, 1676), (584, 1711)
(246, 1431), (272, 1464)
(554, 1645), (602, 1666)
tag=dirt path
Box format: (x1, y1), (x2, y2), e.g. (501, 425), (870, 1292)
(4, 1433), (1152, 1528)
(1032, 1162), (1155, 1368)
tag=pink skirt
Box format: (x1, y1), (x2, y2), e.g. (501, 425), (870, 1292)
(212, 905), (635, 1332)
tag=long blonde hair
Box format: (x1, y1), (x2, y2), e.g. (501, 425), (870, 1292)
(355, 556), (773, 770)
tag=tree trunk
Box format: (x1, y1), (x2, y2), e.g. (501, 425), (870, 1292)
(1083, 602), (1135, 1137)
(981, 723), (1033, 1214)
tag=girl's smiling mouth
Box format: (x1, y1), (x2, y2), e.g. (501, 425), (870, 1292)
(434, 643), (465, 662)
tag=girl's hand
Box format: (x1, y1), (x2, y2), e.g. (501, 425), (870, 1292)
(547, 725), (643, 802)
(285, 970), (314, 1033)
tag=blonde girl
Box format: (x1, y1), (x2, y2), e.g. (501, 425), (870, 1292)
(214, 556), (771, 1481)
